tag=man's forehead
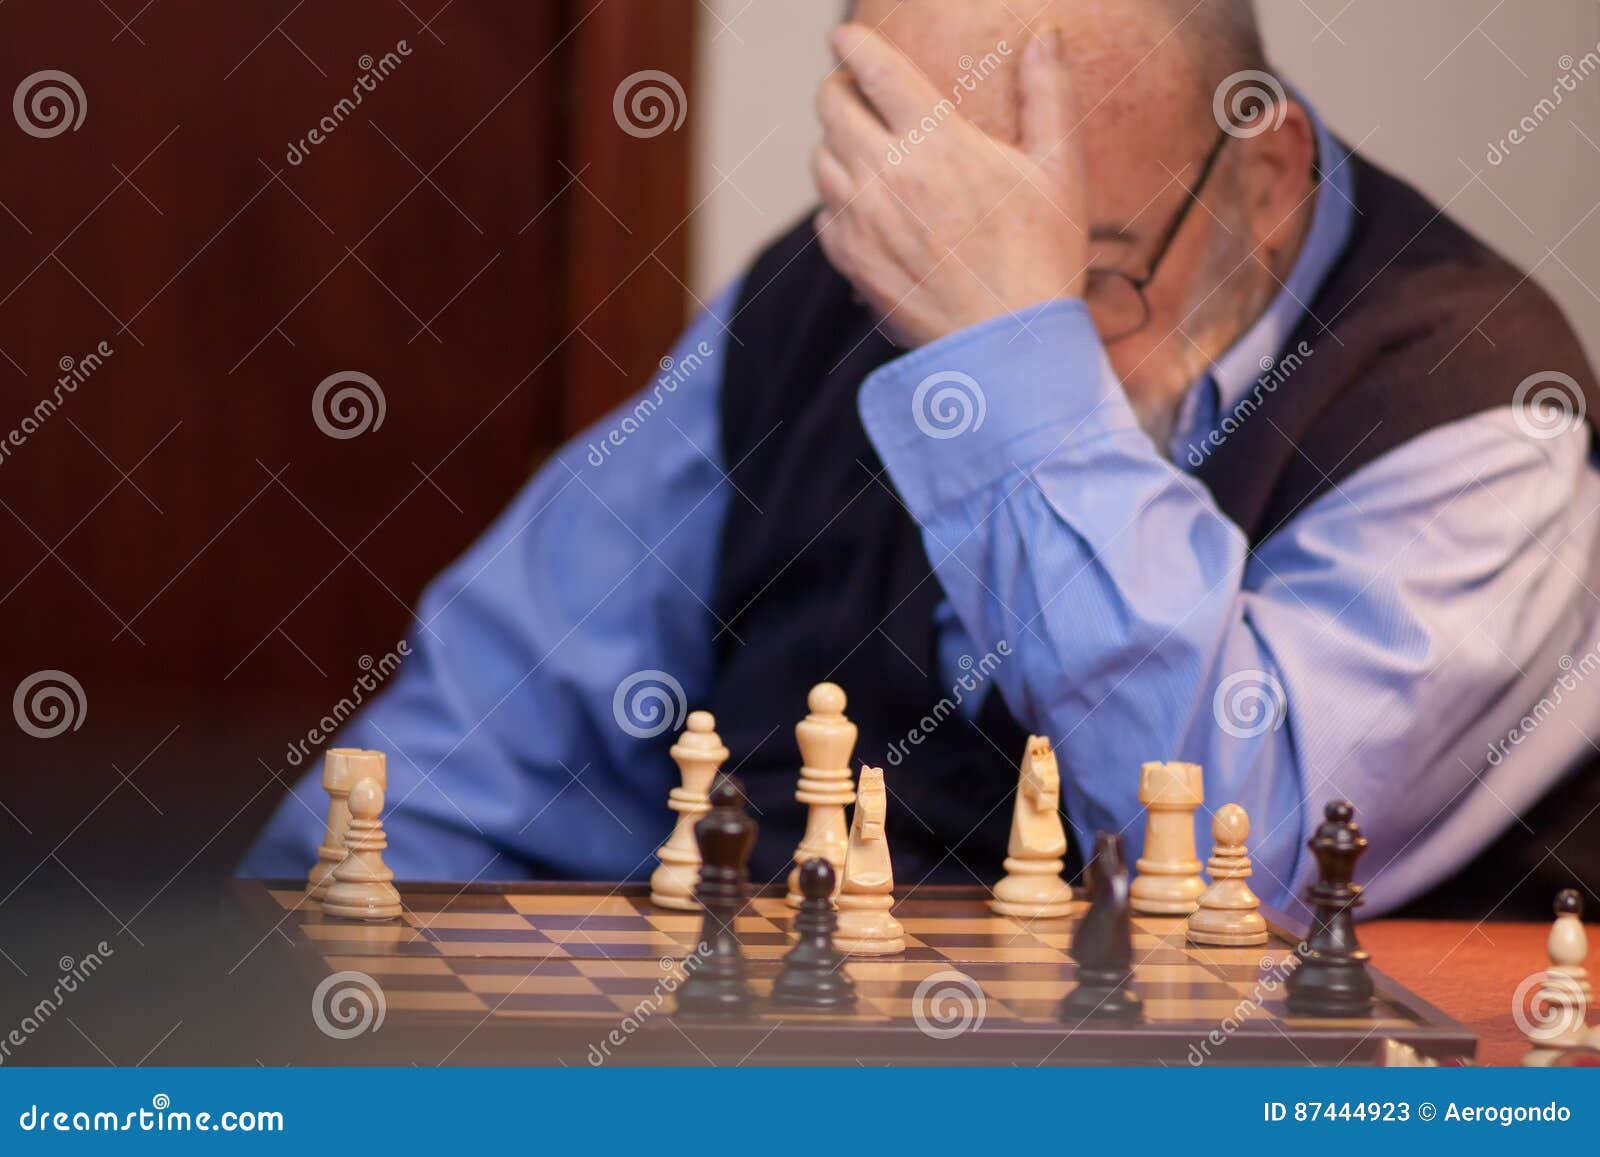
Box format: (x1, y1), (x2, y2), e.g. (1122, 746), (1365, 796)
(846, 0), (1199, 137)
(843, 0), (1215, 238)
(848, 0), (1176, 72)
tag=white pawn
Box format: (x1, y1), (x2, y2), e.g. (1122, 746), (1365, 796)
(307, 748), (386, 901)
(322, 777), (403, 922)
(1186, 804), (1268, 946)
(1376, 1040), (1438, 1067)
(1523, 889), (1592, 1066)
(834, 765), (904, 956)
(989, 736), (1074, 919)
(649, 711), (728, 909)
(787, 682), (858, 906)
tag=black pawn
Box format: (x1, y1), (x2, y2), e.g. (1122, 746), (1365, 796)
(772, 858), (857, 1009)
(1286, 800), (1375, 1017)
(675, 774), (758, 1017)
(1061, 832), (1142, 1023)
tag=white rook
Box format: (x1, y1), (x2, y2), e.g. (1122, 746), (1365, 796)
(1130, 760), (1206, 916)
(307, 748), (387, 903)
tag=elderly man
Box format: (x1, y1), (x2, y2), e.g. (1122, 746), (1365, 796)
(246, 0), (1598, 917)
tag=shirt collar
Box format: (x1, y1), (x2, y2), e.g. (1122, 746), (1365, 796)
(1168, 99), (1356, 463)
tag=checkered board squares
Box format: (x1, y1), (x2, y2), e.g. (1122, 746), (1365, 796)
(264, 885), (1421, 1034)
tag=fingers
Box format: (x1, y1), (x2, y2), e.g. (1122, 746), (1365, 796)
(814, 207), (849, 270)
(814, 206), (864, 291)
(830, 22), (945, 135)
(811, 144), (853, 210)
(814, 206), (918, 337)
(1018, 26), (1080, 176)
(816, 70), (892, 170)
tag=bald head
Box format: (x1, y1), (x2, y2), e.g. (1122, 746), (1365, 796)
(1149, 0), (1269, 130)
(850, 0), (1267, 144)
(1152, 0), (1268, 89)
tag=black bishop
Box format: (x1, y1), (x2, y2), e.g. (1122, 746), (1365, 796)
(675, 774), (758, 1017)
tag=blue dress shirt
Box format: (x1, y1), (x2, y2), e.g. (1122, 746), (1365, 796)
(244, 112), (1600, 914)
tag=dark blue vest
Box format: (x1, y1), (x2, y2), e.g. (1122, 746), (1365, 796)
(704, 152), (1599, 912)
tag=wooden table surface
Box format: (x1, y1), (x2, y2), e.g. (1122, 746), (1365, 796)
(1362, 919), (1548, 1066)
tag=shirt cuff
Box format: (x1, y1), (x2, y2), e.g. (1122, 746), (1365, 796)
(857, 300), (1144, 513)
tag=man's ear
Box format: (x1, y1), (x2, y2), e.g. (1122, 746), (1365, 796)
(1238, 98), (1317, 263)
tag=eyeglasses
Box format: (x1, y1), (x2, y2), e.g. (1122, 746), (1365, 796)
(1084, 127), (1233, 343)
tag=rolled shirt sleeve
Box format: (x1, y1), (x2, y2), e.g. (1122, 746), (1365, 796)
(860, 299), (1599, 910)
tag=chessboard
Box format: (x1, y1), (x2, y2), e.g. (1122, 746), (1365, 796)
(240, 880), (1476, 1066)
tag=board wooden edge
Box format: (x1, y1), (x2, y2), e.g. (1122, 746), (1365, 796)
(232, 878), (1480, 1067)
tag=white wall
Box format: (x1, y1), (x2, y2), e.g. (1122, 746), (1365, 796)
(689, 0), (1600, 364)
(688, 0), (837, 303)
